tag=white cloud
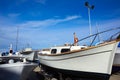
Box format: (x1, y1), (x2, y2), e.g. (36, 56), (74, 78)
(0, 14), (120, 50)
(65, 15), (81, 21)
(19, 15), (80, 28)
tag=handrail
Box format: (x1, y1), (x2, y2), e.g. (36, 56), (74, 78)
(71, 27), (120, 46)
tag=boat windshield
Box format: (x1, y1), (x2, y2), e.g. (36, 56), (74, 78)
(61, 49), (70, 53)
(51, 49), (57, 54)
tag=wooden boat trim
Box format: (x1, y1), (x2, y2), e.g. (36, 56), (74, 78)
(39, 39), (120, 56)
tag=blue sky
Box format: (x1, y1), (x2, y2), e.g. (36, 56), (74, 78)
(0, 0), (120, 51)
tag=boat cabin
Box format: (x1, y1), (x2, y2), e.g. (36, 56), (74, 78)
(50, 46), (87, 54)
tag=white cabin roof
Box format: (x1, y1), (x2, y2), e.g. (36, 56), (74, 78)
(38, 51), (50, 54)
(50, 45), (87, 54)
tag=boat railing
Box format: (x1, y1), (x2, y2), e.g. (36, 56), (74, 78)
(72, 27), (120, 47)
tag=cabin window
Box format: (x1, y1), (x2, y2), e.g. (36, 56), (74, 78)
(51, 49), (57, 54)
(81, 47), (85, 49)
(61, 49), (70, 53)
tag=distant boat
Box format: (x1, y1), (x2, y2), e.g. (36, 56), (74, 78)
(0, 45), (37, 80)
(20, 48), (38, 62)
(114, 47), (120, 65)
(38, 27), (120, 80)
(112, 47), (120, 73)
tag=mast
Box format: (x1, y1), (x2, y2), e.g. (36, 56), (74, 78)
(9, 44), (13, 55)
(16, 26), (19, 51)
(73, 32), (78, 46)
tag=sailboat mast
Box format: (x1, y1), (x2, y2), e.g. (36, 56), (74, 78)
(16, 26), (19, 51)
(9, 44), (13, 55)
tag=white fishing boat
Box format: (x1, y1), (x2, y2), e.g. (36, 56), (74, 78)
(20, 48), (38, 62)
(38, 27), (120, 80)
(0, 45), (38, 80)
(0, 56), (37, 80)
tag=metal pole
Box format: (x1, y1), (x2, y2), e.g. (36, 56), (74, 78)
(85, 2), (94, 43)
(88, 8), (92, 36)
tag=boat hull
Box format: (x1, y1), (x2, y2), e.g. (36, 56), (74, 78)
(38, 42), (118, 79)
(0, 63), (37, 80)
(41, 64), (110, 80)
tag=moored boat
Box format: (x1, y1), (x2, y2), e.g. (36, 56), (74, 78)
(0, 45), (38, 80)
(112, 47), (120, 73)
(114, 47), (120, 65)
(38, 27), (120, 80)
(0, 56), (37, 80)
(20, 48), (38, 62)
